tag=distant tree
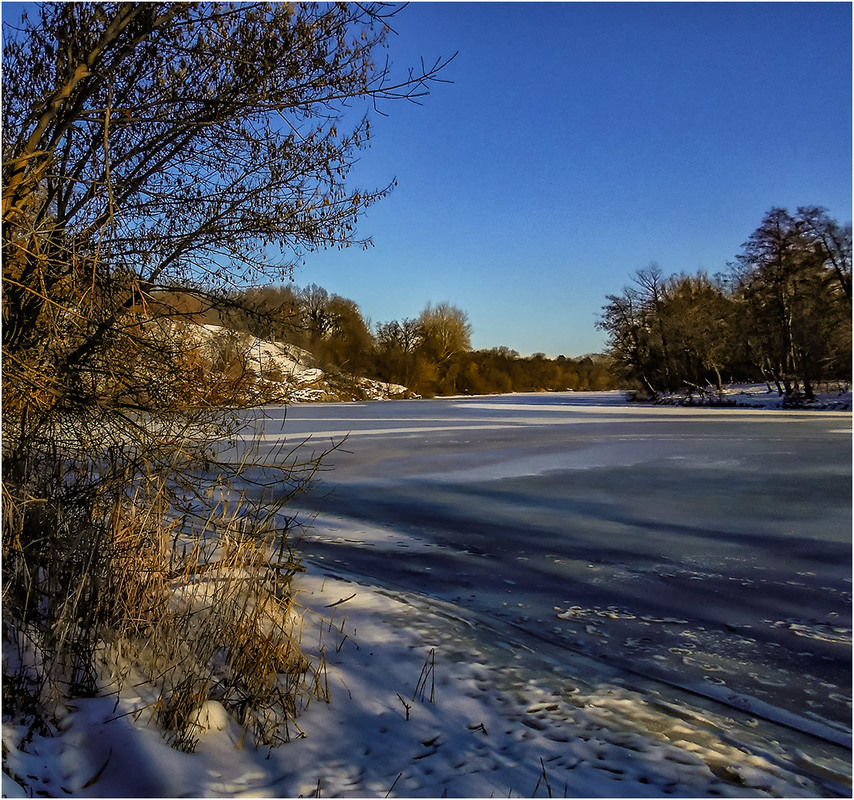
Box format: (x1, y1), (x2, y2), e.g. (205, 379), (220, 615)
(232, 285), (302, 342)
(661, 273), (736, 391)
(415, 302), (473, 394)
(491, 346), (521, 360)
(299, 284), (333, 348)
(375, 317), (424, 387)
(598, 277), (664, 394)
(796, 205), (852, 303)
(322, 295), (374, 375)
(583, 358), (616, 391)
(600, 207), (851, 399)
(633, 265), (677, 391)
(793, 206), (852, 379)
(601, 266), (737, 394)
(417, 302), (472, 363)
(732, 207), (851, 397)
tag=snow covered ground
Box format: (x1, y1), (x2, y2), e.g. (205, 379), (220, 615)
(3, 390), (851, 797)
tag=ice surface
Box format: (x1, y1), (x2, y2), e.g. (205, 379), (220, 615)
(285, 392), (852, 759)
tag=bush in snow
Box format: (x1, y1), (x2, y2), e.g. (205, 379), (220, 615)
(2, 410), (335, 750)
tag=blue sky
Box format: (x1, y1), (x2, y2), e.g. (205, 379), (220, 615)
(296, 1), (852, 356)
(4, 2), (850, 357)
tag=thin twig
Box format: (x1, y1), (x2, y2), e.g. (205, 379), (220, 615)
(385, 772), (402, 798)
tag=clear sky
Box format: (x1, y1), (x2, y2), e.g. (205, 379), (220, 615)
(295, 1), (852, 357)
(4, 2), (850, 357)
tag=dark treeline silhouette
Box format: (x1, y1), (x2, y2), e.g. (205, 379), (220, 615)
(167, 283), (617, 397)
(599, 206), (851, 402)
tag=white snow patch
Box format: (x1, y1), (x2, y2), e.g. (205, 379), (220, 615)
(188, 700), (230, 734)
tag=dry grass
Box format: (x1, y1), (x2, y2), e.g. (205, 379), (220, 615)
(2, 409), (335, 751)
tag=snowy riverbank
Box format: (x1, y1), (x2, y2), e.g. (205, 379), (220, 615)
(4, 566), (850, 798)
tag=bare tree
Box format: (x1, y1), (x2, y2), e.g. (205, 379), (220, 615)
(3, 2), (453, 416)
(375, 317), (424, 387)
(796, 205), (852, 303)
(418, 301), (473, 364)
(599, 208), (851, 401)
(633, 265), (676, 391)
(2, 1), (451, 747)
(732, 207), (850, 398)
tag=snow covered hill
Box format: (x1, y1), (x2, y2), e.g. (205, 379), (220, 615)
(194, 324), (409, 403)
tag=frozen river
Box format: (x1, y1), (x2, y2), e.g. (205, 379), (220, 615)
(252, 391), (851, 753)
(7, 391), (851, 800)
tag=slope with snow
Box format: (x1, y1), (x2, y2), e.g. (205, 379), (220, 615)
(196, 324), (409, 402)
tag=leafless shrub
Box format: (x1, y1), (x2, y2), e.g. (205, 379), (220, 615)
(2, 407), (337, 749)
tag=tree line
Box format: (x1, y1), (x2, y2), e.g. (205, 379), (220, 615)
(165, 282), (616, 398)
(599, 206), (851, 401)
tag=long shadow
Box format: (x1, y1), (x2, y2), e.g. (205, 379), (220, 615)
(309, 476), (851, 571)
(300, 518), (851, 643)
(453, 473), (853, 558)
(236, 440), (852, 735)
(299, 533), (852, 734)
(298, 472), (851, 688)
